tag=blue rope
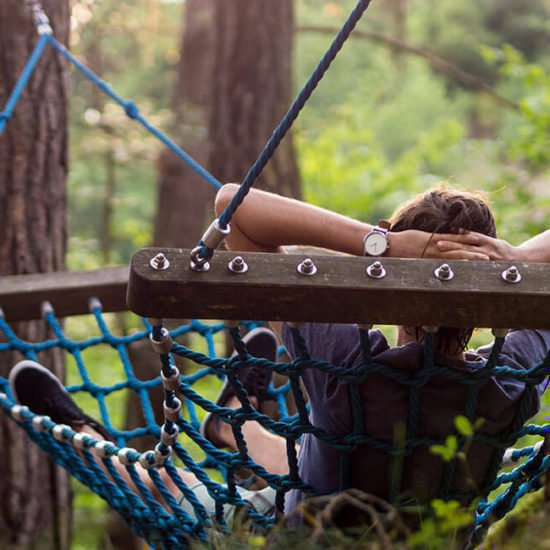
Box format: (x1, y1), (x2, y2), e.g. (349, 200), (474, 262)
(0, 305), (549, 546)
(0, 34), (49, 135)
(198, 0), (373, 262)
(46, 36), (222, 191)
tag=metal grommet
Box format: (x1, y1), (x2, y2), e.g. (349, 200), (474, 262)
(118, 447), (139, 465)
(11, 404), (30, 422)
(161, 425), (179, 446)
(150, 252), (170, 271)
(297, 258), (317, 276)
(41, 301), (54, 317)
(73, 433), (94, 450)
(139, 451), (156, 470)
(434, 263), (454, 281)
(32, 415), (51, 432)
(189, 246), (211, 272)
(150, 328), (173, 354)
(228, 256), (248, 274)
(154, 443), (172, 466)
(201, 219), (231, 250)
(161, 367), (181, 392)
(52, 424), (72, 442)
(164, 398), (182, 422)
(502, 266), (521, 284)
(95, 440), (116, 458)
(366, 261), (386, 279)
(88, 297), (102, 312)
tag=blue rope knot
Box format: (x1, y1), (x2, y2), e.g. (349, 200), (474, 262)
(124, 100), (140, 119)
(0, 111), (10, 122)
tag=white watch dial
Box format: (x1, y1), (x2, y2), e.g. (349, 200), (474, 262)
(365, 233), (387, 256)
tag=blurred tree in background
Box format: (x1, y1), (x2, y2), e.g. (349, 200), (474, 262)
(2, 0), (548, 547)
(65, 0), (549, 272)
(0, 2), (72, 549)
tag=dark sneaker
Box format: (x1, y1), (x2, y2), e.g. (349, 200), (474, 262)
(200, 327), (278, 447)
(9, 360), (113, 441)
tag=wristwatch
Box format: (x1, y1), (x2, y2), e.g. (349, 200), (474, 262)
(363, 220), (391, 257)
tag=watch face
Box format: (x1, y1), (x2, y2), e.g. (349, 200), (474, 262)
(365, 232), (387, 256)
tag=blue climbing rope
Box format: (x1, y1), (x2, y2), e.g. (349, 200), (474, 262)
(2, 2), (550, 548)
(0, 304), (549, 548)
(198, 0), (374, 262)
(0, 34), (49, 135)
(0, 5), (222, 191)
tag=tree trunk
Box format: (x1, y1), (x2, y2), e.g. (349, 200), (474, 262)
(153, 0), (217, 249)
(0, 2), (71, 549)
(122, 3), (300, 544)
(209, 0), (301, 198)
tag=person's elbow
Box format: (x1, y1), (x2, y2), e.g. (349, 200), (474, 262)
(215, 183), (240, 217)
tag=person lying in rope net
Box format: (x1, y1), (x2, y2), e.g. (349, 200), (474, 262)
(8, 185), (550, 545)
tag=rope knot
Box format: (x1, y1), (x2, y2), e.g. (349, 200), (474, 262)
(124, 100), (139, 119)
(0, 111), (11, 122)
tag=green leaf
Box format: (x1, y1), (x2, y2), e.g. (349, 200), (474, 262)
(455, 415), (474, 437)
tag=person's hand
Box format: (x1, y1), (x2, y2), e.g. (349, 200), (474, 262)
(389, 230), (517, 261)
(434, 232), (518, 261)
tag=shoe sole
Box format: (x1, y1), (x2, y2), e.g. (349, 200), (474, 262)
(9, 359), (68, 403)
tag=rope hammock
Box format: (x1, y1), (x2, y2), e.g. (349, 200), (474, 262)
(1, 1), (549, 549)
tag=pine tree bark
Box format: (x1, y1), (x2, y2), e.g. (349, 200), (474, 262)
(209, 0), (301, 198)
(0, 1), (71, 549)
(154, 0), (217, 248)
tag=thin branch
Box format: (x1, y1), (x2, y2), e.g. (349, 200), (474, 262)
(297, 25), (520, 111)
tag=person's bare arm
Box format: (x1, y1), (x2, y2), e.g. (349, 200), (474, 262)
(215, 184), (491, 259)
(435, 229), (550, 263)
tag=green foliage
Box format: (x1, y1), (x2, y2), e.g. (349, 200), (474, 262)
(487, 45), (550, 170)
(408, 499), (474, 548)
(61, 0), (550, 546)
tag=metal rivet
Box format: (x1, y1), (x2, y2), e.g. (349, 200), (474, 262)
(297, 258), (317, 276)
(228, 256), (248, 274)
(150, 253), (170, 271)
(189, 246), (211, 272)
(434, 263), (454, 281)
(366, 261), (386, 279)
(502, 266), (521, 284)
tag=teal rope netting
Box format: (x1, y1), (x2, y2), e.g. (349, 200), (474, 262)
(2, 1), (550, 548)
(0, 306), (549, 548)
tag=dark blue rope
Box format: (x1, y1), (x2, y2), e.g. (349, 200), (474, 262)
(198, 0), (374, 261)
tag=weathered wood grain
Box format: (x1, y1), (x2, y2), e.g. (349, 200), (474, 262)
(128, 248), (550, 329)
(0, 266), (128, 321)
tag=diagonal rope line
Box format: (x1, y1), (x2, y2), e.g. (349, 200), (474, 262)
(0, 34), (50, 135)
(205, 0), (373, 255)
(46, 36), (222, 191)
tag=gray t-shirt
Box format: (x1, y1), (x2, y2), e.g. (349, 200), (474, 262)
(282, 324), (550, 513)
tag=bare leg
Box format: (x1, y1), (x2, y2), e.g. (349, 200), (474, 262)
(215, 396), (292, 475)
(79, 426), (196, 504)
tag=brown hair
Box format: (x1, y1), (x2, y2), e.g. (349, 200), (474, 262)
(389, 186), (497, 355)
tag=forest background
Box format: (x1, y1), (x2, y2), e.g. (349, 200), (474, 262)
(2, 0), (550, 548)
(68, 0), (549, 271)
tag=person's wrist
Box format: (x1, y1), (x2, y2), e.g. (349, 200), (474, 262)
(513, 244), (531, 263)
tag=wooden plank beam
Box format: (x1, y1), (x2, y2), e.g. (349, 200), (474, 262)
(0, 266), (128, 322)
(128, 248), (550, 329)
